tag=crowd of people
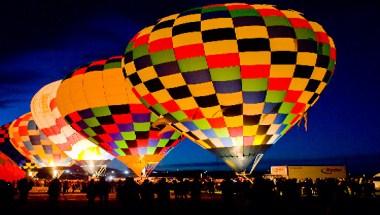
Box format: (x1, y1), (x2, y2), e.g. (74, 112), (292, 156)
(0, 174), (378, 215)
(0, 175), (377, 206)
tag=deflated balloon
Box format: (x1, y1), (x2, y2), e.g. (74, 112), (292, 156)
(0, 151), (25, 182)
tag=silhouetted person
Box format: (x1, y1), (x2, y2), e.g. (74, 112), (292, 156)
(62, 180), (69, 193)
(190, 177), (202, 203)
(237, 178), (250, 201)
(363, 179), (376, 198)
(178, 178), (190, 199)
(249, 176), (274, 213)
(97, 177), (110, 205)
(140, 179), (154, 207)
(122, 177), (140, 210)
(155, 178), (170, 213)
(156, 178), (170, 203)
(173, 179), (181, 200)
(350, 178), (361, 197)
(302, 178), (313, 199)
(81, 181), (87, 193)
(336, 179), (349, 201)
(172, 178), (185, 200)
(86, 179), (96, 206)
(221, 178), (233, 205)
(48, 178), (61, 203)
(206, 178), (215, 198)
(17, 177), (33, 204)
(71, 182), (76, 193)
(116, 179), (124, 202)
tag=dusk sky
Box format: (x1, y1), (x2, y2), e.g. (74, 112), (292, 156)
(1, 0), (379, 174)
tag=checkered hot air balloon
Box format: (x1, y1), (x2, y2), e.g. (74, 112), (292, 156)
(122, 3), (336, 172)
(55, 56), (183, 176)
(0, 123), (31, 167)
(0, 123), (10, 144)
(31, 80), (114, 174)
(8, 113), (73, 168)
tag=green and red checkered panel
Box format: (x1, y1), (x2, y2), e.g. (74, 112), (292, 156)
(56, 56), (182, 158)
(65, 104), (182, 157)
(123, 3), (336, 149)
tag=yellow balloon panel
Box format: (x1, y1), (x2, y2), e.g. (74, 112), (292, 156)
(117, 154), (164, 176)
(56, 57), (130, 116)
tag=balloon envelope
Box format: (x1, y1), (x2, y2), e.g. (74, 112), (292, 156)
(0, 151), (25, 182)
(31, 80), (114, 167)
(123, 3), (336, 172)
(9, 113), (73, 168)
(0, 123), (10, 144)
(0, 123), (31, 167)
(56, 56), (182, 176)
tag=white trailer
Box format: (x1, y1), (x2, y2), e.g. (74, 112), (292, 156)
(270, 165), (347, 181)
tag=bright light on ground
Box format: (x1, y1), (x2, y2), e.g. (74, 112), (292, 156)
(52, 169), (58, 178)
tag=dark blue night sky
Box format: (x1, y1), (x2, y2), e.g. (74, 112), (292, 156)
(1, 0), (379, 175)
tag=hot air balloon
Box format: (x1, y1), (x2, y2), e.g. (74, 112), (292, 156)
(0, 123), (30, 167)
(0, 151), (25, 182)
(0, 123), (9, 144)
(31, 80), (114, 175)
(55, 56), (183, 176)
(8, 113), (73, 170)
(122, 3), (336, 173)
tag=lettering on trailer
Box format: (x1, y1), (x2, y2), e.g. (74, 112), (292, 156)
(321, 168), (343, 174)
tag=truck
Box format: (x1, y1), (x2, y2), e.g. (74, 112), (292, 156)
(270, 165), (347, 181)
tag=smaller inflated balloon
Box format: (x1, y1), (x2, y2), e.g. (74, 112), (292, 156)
(31, 80), (114, 165)
(0, 123), (31, 167)
(56, 56), (183, 176)
(9, 113), (72, 168)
